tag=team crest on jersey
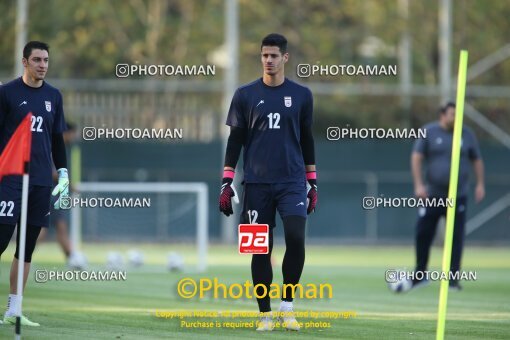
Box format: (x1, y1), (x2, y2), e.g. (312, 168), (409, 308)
(45, 101), (51, 112)
(284, 96), (292, 107)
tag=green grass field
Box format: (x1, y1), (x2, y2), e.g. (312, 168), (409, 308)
(0, 243), (508, 339)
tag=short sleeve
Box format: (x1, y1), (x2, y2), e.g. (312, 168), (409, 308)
(52, 90), (67, 133)
(413, 127), (427, 155)
(225, 89), (246, 128)
(301, 88), (313, 127)
(466, 128), (482, 160)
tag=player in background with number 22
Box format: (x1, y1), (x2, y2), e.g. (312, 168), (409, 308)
(0, 41), (68, 327)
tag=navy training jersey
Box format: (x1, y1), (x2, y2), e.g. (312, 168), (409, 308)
(0, 77), (66, 186)
(226, 78), (313, 183)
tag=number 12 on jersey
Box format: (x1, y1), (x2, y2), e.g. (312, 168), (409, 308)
(267, 112), (280, 129)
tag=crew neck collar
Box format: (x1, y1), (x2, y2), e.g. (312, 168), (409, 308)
(260, 77), (286, 89)
(20, 77), (45, 89)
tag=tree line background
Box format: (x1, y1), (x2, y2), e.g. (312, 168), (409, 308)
(0, 0), (509, 137)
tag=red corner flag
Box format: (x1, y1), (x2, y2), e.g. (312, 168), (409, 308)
(0, 113), (32, 181)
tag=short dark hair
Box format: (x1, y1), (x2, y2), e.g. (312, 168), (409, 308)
(261, 33), (287, 54)
(440, 101), (456, 114)
(23, 41), (49, 59)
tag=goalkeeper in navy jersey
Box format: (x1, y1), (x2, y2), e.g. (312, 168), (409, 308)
(219, 33), (317, 332)
(0, 41), (68, 326)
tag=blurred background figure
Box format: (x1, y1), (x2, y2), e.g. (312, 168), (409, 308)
(38, 122), (87, 269)
(409, 102), (485, 291)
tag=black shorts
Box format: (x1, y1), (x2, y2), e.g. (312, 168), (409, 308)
(0, 180), (52, 227)
(240, 182), (307, 228)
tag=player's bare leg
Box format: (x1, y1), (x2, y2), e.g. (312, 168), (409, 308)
(3, 225), (42, 326)
(56, 220), (72, 258)
(37, 227), (47, 243)
(57, 219), (88, 270)
(9, 259), (31, 294)
(1, 260), (33, 326)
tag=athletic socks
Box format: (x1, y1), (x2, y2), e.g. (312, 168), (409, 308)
(5, 294), (19, 317)
(279, 300), (293, 311)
